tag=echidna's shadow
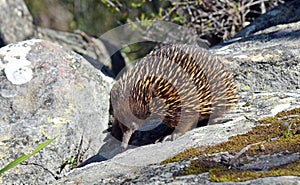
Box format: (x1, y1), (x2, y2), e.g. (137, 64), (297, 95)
(76, 118), (213, 168)
(129, 123), (174, 146)
(76, 122), (174, 168)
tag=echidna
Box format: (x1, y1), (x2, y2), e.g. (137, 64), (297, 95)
(110, 44), (237, 149)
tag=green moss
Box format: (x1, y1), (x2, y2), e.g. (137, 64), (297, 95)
(184, 159), (226, 175)
(259, 107), (300, 126)
(161, 147), (201, 164)
(275, 108), (300, 119)
(184, 151), (300, 182)
(246, 134), (300, 156)
(162, 108), (300, 164)
(183, 133), (300, 182)
(161, 121), (280, 164)
(209, 159), (300, 182)
(210, 168), (265, 182)
(161, 108), (300, 182)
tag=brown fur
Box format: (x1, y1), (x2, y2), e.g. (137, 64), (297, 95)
(110, 44), (237, 149)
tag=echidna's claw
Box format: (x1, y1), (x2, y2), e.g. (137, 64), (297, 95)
(162, 133), (177, 142)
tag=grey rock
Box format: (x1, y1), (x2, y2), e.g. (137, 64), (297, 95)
(59, 9), (300, 185)
(212, 20), (300, 92)
(34, 27), (132, 77)
(1, 1), (300, 184)
(0, 0), (34, 46)
(212, 176), (300, 185)
(234, 0), (300, 38)
(239, 153), (300, 171)
(0, 0), (131, 77)
(58, 90), (300, 184)
(0, 39), (113, 184)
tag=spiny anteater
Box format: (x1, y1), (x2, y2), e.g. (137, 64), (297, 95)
(110, 44), (237, 149)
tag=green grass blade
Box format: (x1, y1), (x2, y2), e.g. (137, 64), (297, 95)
(0, 155), (30, 174)
(32, 136), (57, 155)
(0, 136), (57, 174)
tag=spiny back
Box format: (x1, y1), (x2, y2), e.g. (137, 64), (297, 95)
(111, 44), (237, 136)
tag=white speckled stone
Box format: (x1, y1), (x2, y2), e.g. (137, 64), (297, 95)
(4, 62), (33, 84)
(0, 39), (42, 84)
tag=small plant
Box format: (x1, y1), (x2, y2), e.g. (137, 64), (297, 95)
(284, 124), (293, 138)
(281, 120), (299, 138)
(0, 137), (57, 174)
(59, 137), (89, 173)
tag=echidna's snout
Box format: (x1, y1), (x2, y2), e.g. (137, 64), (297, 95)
(121, 121), (138, 149)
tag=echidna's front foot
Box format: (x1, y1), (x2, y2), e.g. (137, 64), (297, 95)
(161, 133), (177, 142)
(155, 132), (182, 143)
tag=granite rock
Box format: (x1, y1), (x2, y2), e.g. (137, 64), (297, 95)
(0, 39), (113, 184)
(0, 0), (34, 46)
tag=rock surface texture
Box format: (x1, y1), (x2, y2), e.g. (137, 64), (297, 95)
(0, 0), (300, 185)
(0, 0), (34, 46)
(0, 39), (113, 184)
(59, 5), (300, 185)
(0, 0), (129, 77)
(34, 27), (131, 77)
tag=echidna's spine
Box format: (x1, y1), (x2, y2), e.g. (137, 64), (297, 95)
(110, 44), (237, 149)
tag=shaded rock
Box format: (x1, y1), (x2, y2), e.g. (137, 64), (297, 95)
(34, 27), (131, 77)
(29, 1), (73, 32)
(0, 39), (113, 184)
(235, 0), (300, 38)
(0, 0), (34, 46)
